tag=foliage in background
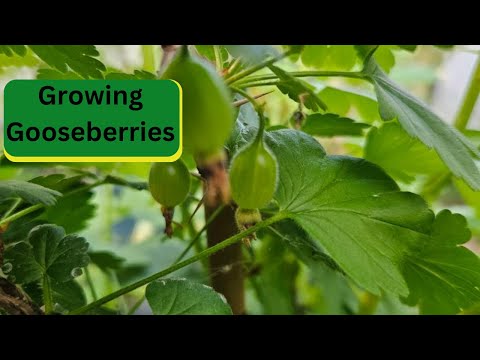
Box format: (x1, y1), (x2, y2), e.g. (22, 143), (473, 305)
(0, 44), (479, 315)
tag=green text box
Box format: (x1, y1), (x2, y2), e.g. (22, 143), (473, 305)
(3, 80), (182, 162)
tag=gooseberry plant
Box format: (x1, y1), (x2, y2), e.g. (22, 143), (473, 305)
(1, 44), (480, 315)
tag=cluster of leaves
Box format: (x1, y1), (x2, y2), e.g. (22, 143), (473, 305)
(1, 44), (479, 315)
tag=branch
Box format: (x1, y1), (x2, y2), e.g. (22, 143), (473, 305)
(0, 277), (43, 315)
(69, 212), (286, 315)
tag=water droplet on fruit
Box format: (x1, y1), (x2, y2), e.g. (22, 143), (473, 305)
(2, 263), (13, 274)
(70, 267), (83, 278)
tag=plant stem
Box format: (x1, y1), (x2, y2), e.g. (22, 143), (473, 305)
(84, 266), (98, 301)
(225, 50), (293, 85)
(224, 57), (242, 79)
(69, 213), (285, 315)
(235, 70), (366, 86)
(237, 81), (281, 88)
(110, 270), (128, 314)
(43, 275), (53, 314)
(204, 205), (245, 315)
(173, 204), (225, 264)
(0, 204), (43, 227)
(1, 198), (22, 220)
(142, 45), (157, 73)
(214, 45), (223, 71)
(231, 87), (266, 139)
(0, 180), (103, 227)
(454, 56), (480, 131)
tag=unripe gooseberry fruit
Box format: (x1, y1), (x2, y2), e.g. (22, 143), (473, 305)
(230, 139), (278, 209)
(148, 160), (190, 208)
(162, 46), (234, 156)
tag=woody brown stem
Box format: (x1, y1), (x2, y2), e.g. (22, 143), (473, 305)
(197, 151), (245, 315)
(205, 204), (245, 315)
(0, 277), (43, 315)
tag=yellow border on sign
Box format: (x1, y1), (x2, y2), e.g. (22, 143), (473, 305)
(3, 80), (183, 163)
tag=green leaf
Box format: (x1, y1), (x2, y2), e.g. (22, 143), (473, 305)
(268, 65), (327, 111)
(269, 221), (356, 314)
(454, 179), (480, 216)
(89, 250), (126, 272)
(362, 53), (480, 190)
(302, 113), (370, 137)
(397, 45), (417, 52)
(50, 279), (87, 311)
(281, 45), (305, 61)
(105, 70), (156, 80)
(3, 213), (46, 245)
(0, 180), (62, 206)
(22, 278), (86, 311)
(0, 45), (27, 56)
(37, 68), (82, 80)
(43, 192), (95, 234)
(226, 101), (259, 155)
(224, 45), (278, 64)
(29, 174), (96, 233)
(318, 86), (379, 123)
(115, 238), (204, 286)
(29, 45), (106, 79)
(402, 210), (480, 314)
(271, 220), (343, 274)
(373, 46), (396, 73)
(253, 233), (300, 314)
(3, 224), (90, 284)
(365, 122), (446, 182)
(301, 45), (357, 71)
(195, 45), (229, 66)
(146, 279), (233, 315)
(0, 50), (39, 69)
(266, 129), (434, 296)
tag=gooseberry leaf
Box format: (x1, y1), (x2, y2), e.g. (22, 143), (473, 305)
(0, 45), (27, 57)
(224, 45), (278, 64)
(37, 68), (82, 80)
(318, 86), (379, 123)
(254, 234), (300, 315)
(105, 70), (156, 80)
(365, 121), (446, 182)
(301, 45), (357, 71)
(23, 278), (86, 311)
(397, 45), (417, 52)
(359, 47), (480, 190)
(29, 45), (106, 79)
(402, 210), (480, 314)
(30, 174), (96, 233)
(3, 224), (90, 284)
(269, 65), (327, 111)
(266, 129), (434, 296)
(0, 180), (62, 206)
(89, 250), (126, 272)
(269, 221), (356, 314)
(146, 279), (232, 315)
(302, 113), (370, 137)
